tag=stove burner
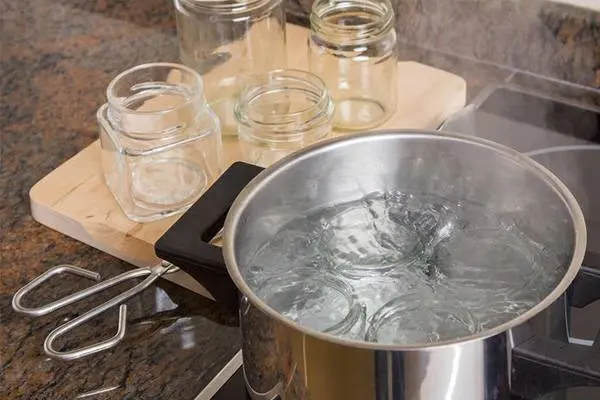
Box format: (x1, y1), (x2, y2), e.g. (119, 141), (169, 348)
(442, 86), (599, 269)
(525, 146), (600, 270)
(437, 85), (600, 399)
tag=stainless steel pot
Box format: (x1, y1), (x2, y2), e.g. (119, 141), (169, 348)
(155, 130), (599, 400)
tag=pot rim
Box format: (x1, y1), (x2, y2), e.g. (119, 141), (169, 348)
(223, 129), (587, 351)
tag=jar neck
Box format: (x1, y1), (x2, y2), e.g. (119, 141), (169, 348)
(234, 69), (334, 143)
(105, 63), (207, 140)
(177, 0), (281, 16)
(310, 0), (395, 44)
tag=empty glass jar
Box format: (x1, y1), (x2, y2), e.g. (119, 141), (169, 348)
(98, 63), (222, 222)
(308, 0), (397, 131)
(234, 69), (334, 167)
(174, 0), (287, 137)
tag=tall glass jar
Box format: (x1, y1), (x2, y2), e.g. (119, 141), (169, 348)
(98, 63), (222, 223)
(174, 0), (287, 137)
(308, 0), (397, 131)
(234, 69), (334, 167)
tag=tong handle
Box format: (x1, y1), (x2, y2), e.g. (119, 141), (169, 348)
(44, 305), (128, 360)
(12, 264), (102, 316)
(42, 263), (173, 360)
(13, 262), (176, 360)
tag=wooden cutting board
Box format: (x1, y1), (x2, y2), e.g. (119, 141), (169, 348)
(29, 23), (467, 298)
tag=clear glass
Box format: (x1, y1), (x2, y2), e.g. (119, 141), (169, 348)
(253, 267), (366, 339)
(234, 69), (334, 167)
(309, 0), (397, 131)
(174, 0), (287, 137)
(98, 63), (222, 223)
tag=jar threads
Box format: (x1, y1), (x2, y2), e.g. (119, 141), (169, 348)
(234, 69), (334, 167)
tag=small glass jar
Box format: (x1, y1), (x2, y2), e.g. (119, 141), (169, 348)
(98, 63), (222, 223)
(308, 0), (397, 131)
(254, 268), (367, 339)
(234, 69), (334, 167)
(174, 0), (287, 137)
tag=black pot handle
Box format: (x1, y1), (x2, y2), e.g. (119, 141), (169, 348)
(569, 265), (600, 308)
(155, 162), (264, 307)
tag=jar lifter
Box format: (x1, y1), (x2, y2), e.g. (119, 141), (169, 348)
(11, 261), (179, 360)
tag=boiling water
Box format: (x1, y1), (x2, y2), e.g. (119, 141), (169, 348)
(245, 191), (565, 345)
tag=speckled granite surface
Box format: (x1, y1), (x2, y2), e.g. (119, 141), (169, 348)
(1, 0), (598, 399)
(1, 1), (241, 399)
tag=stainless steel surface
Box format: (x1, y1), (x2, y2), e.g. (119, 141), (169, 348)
(221, 130), (587, 399)
(12, 261), (179, 360)
(241, 293), (509, 400)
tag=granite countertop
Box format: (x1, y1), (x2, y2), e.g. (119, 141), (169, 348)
(1, 0), (598, 399)
(1, 1), (242, 398)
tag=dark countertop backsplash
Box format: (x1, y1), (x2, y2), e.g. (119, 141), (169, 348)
(1, 0), (598, 399)
(288, 0), (600, 89)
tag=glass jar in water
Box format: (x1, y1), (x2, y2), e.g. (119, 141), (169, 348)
(98, 63), (222, 223)
(173, 0), (287, 137)
(234, 69), (334, 167)
(308, 0), (397, 131)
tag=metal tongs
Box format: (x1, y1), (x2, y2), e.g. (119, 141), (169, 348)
(11, 261), (179, 360)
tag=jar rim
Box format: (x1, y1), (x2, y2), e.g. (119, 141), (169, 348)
(105, 63), (209, 141)
(234, 69), (333, 142)
(177, 0), (280, 15)
(310, 0), (395, 42)
(106, 62), (205, 116)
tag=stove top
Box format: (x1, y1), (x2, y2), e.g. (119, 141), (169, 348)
(442, 85), (600, 400)
(442, 86), (600, 270)
(199, 85), (600, 400)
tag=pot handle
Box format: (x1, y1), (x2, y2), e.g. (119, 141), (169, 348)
(511, 335), (600, 398)
(569, 265), (600, 308)
(154, 162), (265, 307)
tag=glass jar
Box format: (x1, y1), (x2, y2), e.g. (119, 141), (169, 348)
(98, 63), (222, 223)
(254, 268), (367, 339)
(234, 69), (334, 167)
(308, 0), (397, 131)
(173, 0), (287, 137)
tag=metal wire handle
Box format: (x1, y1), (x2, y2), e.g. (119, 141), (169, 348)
(12, 261), (178, 360)
(12, 264), (102, 316)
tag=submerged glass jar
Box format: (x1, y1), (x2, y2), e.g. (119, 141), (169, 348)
(174, 0), (287, 137)
(234, 69), (334, 167)
(98, 63), (222, 223)
(308, 0), (397, 131)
